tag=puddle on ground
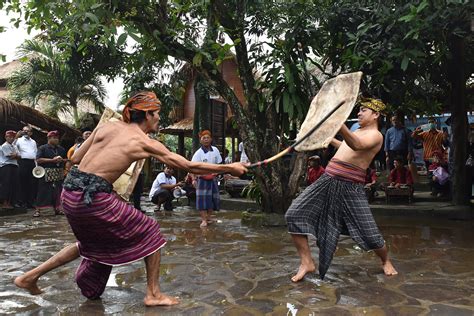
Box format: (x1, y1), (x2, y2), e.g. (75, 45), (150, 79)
(1, 201), (473, 314)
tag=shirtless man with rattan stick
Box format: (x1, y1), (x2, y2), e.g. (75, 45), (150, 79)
(285, 98), (398, 282)
(14, 92), (248, 306)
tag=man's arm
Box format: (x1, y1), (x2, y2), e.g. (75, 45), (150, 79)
(71, 128), (99, 164)
(146, 139), (247, 177)
(330, 138), (342, 149)
(412, 127), (423, 140)
(338, 124), (382, 151)
(36, 146), (60, 165)
(160, 183), (179, 190)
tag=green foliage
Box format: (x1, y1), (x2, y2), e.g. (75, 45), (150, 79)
(3, 0), (471, 210)
(313, 0), (473, 115)
(242, 179), (262, 206)
(7, 39), (108, 127)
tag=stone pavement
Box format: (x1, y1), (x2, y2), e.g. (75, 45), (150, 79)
(1, 203), (473, 315)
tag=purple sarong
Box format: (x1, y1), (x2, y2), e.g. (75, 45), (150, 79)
(60, 168), (167, 299)
(62, 190), (166, 265)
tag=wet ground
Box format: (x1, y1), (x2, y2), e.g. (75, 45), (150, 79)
(1, 202), (473, 315)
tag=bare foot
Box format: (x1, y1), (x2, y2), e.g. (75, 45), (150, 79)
(14, 275), (43, 295)
(382, 260), (398, 276)
(144, 293), (180, 306)
(200, 220), (208, 227)
(291, 260), (316, 282)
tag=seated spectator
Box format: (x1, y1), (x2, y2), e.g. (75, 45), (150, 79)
(428, 151), (449, 197)
(389, 157), (414, 193)
(365, 163), (377, 202)
(149, 165), (183, 212)
(306, 155), (325, 185)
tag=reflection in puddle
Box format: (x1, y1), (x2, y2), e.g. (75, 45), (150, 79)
(106, 273), (119, 287)
(286, 302), (298, 316)
(1, 207), (473, 314)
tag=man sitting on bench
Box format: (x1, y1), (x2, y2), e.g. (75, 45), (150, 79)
(388, 156), (414, 194)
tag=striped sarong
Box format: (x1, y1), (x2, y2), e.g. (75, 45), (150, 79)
(61, 169), (166, 299)
(196, 178), (220, 210)
(285, 158), (384, 279)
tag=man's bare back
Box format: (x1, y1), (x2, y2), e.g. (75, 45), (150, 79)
(72, 122), (153, 183)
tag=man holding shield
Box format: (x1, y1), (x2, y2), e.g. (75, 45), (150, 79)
(286, 98), (398, 282)
(14, 91), (247, 306)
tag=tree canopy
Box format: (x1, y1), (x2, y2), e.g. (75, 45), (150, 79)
(1, 0), (472, 207)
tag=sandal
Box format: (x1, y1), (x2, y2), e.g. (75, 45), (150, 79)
(33, 210), (40, 217)
(54, 209), (65, 215)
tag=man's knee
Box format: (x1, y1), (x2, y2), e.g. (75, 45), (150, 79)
(76, 260), (112, 300)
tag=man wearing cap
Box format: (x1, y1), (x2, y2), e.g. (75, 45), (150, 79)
(0, 131), (21, 209)
(33, 130), (67, 217)
(14, 91), (247, 306)
(191, 130), (223, 227)
(14, 126), (38, 209)
(286, 98), (397, 282)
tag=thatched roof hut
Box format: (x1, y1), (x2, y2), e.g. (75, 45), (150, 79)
(0, 59), (22, 98)
(0, 97), (80, 147)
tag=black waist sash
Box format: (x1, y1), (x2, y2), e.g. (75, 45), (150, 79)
(63, 167), (113, 206)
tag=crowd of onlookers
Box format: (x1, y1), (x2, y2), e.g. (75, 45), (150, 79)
(306, 115), (460, 201)
(1, 115), (472, 215)
(0, 125), (249, 224)
(0, 127), (92, 216)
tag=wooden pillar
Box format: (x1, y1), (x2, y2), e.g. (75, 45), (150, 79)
(178, 132), (185, 180)
(178, 132), (185, 156)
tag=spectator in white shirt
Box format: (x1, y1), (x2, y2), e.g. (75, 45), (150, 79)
(149, 165), (183, 211)
(14, 126), (38, 209)
(0, 130), (21, 209)
(191, 130), (222, 227)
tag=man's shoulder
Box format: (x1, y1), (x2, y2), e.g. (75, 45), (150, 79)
(360, 128), (383, 139)
(193, 148), (204, 155)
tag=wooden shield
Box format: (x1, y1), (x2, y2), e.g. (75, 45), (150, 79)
(98, 107), (145, 201)
(295, 72), (362, 152)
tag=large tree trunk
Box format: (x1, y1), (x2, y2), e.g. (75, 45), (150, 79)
(257, 151), (307, 214)
(448, 36), (469, 205)
(70, 100), (80, 128)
